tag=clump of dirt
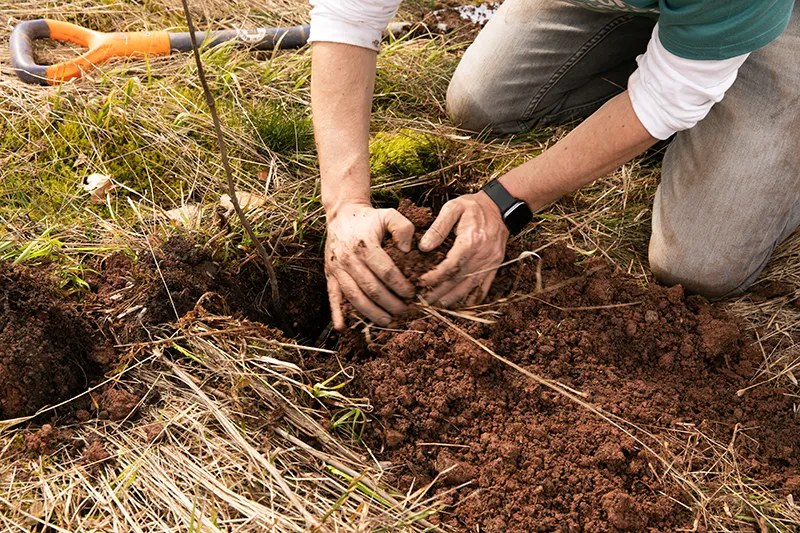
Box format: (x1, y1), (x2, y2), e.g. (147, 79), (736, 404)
(80, 440), (113, 467)
(143, 422), (166, 443)
(0, 263), (106, 419)
(98, 387), (141, 421)
(384, 199), (453, 288)
(87, 236), (330, 343)
(24, 424), (72, 455)
(340, 242), (800, 531)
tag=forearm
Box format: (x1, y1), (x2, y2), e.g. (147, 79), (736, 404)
(500, 91), (657, 211)
(311, 42), (377, 217)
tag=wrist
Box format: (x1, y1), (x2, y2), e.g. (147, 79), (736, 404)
(480, 177), (533, 235)
(497, 171), (530, 209)
(324, 195), (371, 220)
(476, 189), (503, 219)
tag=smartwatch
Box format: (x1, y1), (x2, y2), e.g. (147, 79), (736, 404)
(480, 179), (533, 234)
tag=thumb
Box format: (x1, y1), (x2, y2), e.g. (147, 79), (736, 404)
(383, 209), (414, 253)
(419, 202), (463, 252)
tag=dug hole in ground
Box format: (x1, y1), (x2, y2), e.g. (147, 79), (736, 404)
(1, 200), (799, 532)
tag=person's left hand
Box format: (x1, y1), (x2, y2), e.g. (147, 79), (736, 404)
(418, 191), (509, 307)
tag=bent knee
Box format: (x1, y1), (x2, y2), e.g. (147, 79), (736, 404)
(446, 70), (524, 134)
(649, 235), (765, 300)
(446, 77), (496, 133)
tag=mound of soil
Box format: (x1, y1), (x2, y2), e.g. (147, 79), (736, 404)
(339, 210), (800, 531)
(88, 236), (330, 343)
(0, 263), (105, 419)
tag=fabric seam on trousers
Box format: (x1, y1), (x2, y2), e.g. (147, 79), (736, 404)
(520, 14), (637, 124)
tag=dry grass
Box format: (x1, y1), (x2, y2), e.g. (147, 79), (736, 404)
(0, 316), (444, 532)
(0, 0), (798, 531)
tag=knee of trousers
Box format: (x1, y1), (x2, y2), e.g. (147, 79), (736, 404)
(446, 68), (516, 133)
(648, 230), (766, 300)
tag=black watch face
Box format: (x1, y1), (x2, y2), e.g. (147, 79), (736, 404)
(504, 202), (533, 233)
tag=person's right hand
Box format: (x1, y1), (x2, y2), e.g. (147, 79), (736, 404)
(325, 203), (416, 330)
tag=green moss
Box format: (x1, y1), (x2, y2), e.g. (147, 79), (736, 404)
(369, 129), (444, 179)
(245, 101), (314, 157)
(0, 98), (194, 223)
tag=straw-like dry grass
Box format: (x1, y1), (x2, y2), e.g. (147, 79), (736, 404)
(1, 0), (798, 531)
(0, 315), (445, 532)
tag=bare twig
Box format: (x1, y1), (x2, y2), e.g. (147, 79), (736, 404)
(179, 0), (287, 331)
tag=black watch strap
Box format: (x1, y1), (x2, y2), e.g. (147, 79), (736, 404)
(481, 179), (533, 234)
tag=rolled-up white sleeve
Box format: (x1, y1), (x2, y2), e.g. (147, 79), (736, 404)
(309, 0), (402, 52)
(628, 24), (749, 140)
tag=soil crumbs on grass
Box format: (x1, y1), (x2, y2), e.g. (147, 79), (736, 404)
(339, 204), (800, 532)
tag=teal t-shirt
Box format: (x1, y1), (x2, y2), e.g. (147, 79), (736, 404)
(568, 0), (794, 60)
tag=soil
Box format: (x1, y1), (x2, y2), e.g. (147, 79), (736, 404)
(80, 440), (113, 467)
(335, 205), (800, 532)
(2, 232), (328, 427)
(87, 236), (330, 343)
(384, 199), (453, 288)
(0, 263), (106, 419)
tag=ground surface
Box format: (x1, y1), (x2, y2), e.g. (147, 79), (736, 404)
(337, 202), (800, 532)
(0, 263), (105, 419)
(2, 1), (799, 531)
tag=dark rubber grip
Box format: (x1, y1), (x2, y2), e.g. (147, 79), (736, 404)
(168, 24), (310, 52)
(9, 19), (51, 85)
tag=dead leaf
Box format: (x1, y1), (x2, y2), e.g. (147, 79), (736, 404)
(219, 192), (267, 213)
(165, 204), (203, 229)
(82, 173), (117, 204)
(73, 153), (90, 168)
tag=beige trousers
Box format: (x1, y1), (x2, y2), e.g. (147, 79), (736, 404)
(446, 0), (800, 298)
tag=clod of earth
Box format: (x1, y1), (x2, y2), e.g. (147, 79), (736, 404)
(0, 263), (106, 419)
(383, 199), (454, 289)
(338, 224), (800, 532)
(88, 236), (330, 343)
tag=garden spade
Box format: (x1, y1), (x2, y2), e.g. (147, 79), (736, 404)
(9, 18), (410, 86)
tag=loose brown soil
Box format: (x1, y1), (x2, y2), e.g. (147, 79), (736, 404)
(335, 203), (800, 532)
(0, 263), (106, 419)
(88, 236), (330, 343)
(85, 237), (330, 343)
(385, 200), (452, 288)
(2, 234), (327, 422)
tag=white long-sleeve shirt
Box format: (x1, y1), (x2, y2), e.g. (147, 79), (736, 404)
(308, 0), (748, 139)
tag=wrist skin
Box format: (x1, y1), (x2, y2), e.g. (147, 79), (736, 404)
(492, 91), (657, 215)
(324, 191), (371, 220)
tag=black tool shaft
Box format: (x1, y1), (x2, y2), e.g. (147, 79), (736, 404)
(168, 25), (310, 52)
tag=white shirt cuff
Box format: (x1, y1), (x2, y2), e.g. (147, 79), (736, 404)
(628, 24), (749, 140)
(308, 0), (401, 52)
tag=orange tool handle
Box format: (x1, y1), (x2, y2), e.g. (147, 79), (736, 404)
(10, 19), (171, 85)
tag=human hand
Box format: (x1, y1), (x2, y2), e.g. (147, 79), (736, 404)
(418, 191), (509, 307)
(325, 203), (417, 330)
